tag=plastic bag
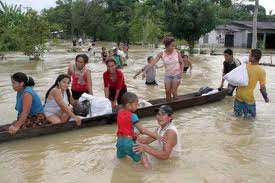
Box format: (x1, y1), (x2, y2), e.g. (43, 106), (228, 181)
(138, 99), (152, 108)
(79, 93), (112, 117)
(223, 64), (248, 86)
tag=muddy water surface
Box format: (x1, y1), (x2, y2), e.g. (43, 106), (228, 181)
(0, 44), (274, 183)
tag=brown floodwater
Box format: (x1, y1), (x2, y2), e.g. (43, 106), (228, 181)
(0, 43), (274, 183)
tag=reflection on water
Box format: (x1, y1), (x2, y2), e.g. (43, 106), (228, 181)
(0, 43), (275, 183)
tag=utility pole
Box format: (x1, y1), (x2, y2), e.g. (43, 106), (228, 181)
(252, 0), (259, 49)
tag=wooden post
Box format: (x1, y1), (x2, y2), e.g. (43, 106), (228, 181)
(252, 0), (259, 49)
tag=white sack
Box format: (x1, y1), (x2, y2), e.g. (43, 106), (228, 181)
(223, 64), (248, 86)
(79, 93), (112, 117)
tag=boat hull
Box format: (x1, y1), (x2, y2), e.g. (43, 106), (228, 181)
(0, 89), (227, 143)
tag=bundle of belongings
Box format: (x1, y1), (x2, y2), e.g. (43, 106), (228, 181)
(196, 86), (219, 96)
(223, 64), (248, 86)
(73, 93), (112, 117)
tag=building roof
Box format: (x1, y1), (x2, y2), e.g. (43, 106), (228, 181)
(215, 24), (244, 32)
(232, 21), (275, 30)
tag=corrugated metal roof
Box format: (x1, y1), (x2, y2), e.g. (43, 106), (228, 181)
(233, 21), (275, 30)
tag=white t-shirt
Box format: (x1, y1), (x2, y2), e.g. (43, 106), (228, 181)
(155, 123), (181, 156)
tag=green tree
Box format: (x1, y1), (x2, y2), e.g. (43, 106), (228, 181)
(162, 0), (218, 50)
(129, 0), (164, 45)
(17, 11), (50, 59)
(105, 0), (138, 43)
(41, 0), (73, 36)
(0, 1), (25, 55)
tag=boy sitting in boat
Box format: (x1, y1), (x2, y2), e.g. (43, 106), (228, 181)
(133, 56), (162, 85)
(116, 92), (164, 168)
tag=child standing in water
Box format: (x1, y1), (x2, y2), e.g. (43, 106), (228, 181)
(144, 37), (184, 101)
(133, 56), (161, 85)
(181, 54), (192, 73)
(101, 47), (108, 63)
(116, 92), (164, 168)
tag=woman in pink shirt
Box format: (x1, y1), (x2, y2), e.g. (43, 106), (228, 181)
(145, 37), (184, 101)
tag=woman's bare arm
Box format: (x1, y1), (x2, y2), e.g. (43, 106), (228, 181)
(143, 52), (162, 73)
(86, 70), (93, 95)
(14, 93), (32, 128)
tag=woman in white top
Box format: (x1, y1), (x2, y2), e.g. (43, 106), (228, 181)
(133, 105), (180, 160)
(144, 37), (184, 101)
(44, 74), (81, 125)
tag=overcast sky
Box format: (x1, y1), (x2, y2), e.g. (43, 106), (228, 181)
(2, 0), (275, 14)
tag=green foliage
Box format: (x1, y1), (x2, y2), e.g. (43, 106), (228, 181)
(0, 1), (25, 29)
(0, 30), (19, 51)
(217, 2), (271, 22)
(0, 1), (50, 60)
(142, 19), (163, 45)
(17, 11), (50, 59)
(41, 0), (73, 36)
(162, 0), (218, 50)
(2, 0), (275, 54)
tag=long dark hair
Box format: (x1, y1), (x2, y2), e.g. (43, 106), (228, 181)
(45, 74), (71, 104)
(76, 54), (89, 63)
(163, 36), (176, 48)
(11, 72), (35, 87)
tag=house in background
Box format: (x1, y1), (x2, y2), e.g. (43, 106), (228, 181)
(199, 21), (275, 49)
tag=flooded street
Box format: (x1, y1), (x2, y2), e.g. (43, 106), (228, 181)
(0, 43), (274, 183)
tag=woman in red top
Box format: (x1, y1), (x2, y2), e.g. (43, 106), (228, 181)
(67, 54), (93, 100)
(103, 58), (127, 107)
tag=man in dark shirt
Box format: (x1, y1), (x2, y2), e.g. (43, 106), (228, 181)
(219, 49), (241, 96)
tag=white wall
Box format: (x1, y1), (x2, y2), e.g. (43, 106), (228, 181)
(199, 29), (250, 48)
(199, 30), (225, 48)
(234, 32), (243, 47)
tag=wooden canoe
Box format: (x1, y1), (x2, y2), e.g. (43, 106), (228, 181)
(0, 89), (227, 143)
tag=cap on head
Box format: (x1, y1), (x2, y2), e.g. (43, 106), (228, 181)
(154, 105), (173, 115)
(112, 47), (117, 50)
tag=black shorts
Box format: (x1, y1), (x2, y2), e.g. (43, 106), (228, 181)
(71, 90), (89, 100)
(109, 87), (127, 104)
(145, 80), (158, 85)
(183, 67), (189, 72)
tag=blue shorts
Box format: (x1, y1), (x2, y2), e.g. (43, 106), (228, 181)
(116, 138), (141, 162)
(234, 99), (256, 118)
(164, 75), (181, 82)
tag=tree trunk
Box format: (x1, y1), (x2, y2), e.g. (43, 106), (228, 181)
(252, 0), (259, 49)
